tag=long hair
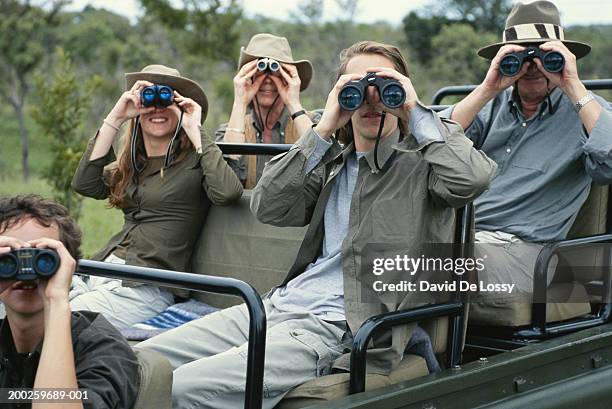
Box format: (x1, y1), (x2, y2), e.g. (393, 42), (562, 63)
(335, 41), (411, 145)
(107, 119), (192, 208)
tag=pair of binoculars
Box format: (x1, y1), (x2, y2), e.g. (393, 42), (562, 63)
(141, 84), (174, 108)
(338, 73), (406, 111)
(0, 248), (60, 281)
(499, 47), (565, 76)
(257, 58), (281, 73)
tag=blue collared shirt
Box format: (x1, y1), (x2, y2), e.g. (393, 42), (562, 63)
(441, 87), (612, 242)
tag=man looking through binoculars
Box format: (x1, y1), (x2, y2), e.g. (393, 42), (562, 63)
(0, 195), (139, 409)
(440, 1), (612, 307)
(216, 33), (320, 188)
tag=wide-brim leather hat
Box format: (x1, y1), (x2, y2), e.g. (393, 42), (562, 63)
(478, 1), (591, 60)
(238, 33), (313, 91)
(125, 64), (208, 124)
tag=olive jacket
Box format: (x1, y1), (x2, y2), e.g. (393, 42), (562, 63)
(251, 110), (497, 374)
(72, 130), (243, 290)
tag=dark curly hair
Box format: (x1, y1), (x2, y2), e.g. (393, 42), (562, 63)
(0, 194), (82, 260)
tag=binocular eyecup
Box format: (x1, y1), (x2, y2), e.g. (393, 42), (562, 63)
(0, 248), (60, 281)
(141, 84), (174, 108)
(499, 46), (565, 77)
(256, 58), (281, 73)
(338, 73), (406, 111)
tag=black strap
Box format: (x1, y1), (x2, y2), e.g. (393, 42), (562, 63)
(291, 109), (306, 120)
(373, 111), (387, 171)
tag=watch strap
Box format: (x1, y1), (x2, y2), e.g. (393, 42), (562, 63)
(291, 109), (306, 120)
(575, 92), (595, 112)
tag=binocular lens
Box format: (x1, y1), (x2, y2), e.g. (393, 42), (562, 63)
(0, 254), (17, 278)
(269, 60), (280, 72)
(338, 86), (363, 111)
(158, 86), (173, 106)
(500, 55), (521, 76)
(142, 88), (156, 105)
(382, 84), (406, 108)
(35, 252), (59, 277)
(543, 51), (564, 72)
(257, 59), (268, 71)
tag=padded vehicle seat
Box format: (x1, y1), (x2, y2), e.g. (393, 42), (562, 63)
(132, 349), (172, 409)
(276, 355), (428, 409)
(469, 184), (608, 327)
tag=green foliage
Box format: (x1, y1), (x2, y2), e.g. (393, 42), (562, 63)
(31, 48), (101, 219)
(402, 11), (455, 65)
(430, 24), (497, 85)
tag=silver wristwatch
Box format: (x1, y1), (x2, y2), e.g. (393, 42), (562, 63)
(574, 92), (595, 112)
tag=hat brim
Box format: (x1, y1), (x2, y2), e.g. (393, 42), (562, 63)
(125, 72), (208, 124)
(477, 39), (591, 60)
(238, 50), (313, 91)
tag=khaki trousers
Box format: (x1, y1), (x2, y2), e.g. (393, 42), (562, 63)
(137, 298), (352, 409)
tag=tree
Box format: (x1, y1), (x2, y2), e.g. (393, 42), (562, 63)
(432, 0), (512, 33)
(402, 11), (454, 65)
(0, 0), (65, 180)
(430, 23), (497, 86)
(31, 48), (100, 219)
(139, 0), (243, 65)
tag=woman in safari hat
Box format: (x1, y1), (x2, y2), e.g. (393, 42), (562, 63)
(216, 33), (320, 189)
(71, 64), (243, 330)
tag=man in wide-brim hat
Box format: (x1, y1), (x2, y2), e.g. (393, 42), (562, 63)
(441, 1), (612, 322)
(215, 33), (320, 189)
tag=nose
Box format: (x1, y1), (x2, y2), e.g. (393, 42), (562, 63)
(364, 86), (381, 105)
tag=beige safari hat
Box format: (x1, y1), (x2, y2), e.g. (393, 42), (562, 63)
(478, 1), (591, 60)
(125, 64), (208, 123)
(238, 33), (313, 91)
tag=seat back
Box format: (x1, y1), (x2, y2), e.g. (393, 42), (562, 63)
(132, 349), (172, 409)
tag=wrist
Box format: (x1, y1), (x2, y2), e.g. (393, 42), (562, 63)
(44, 293), (70, 310)
(314, 123), (333, 140)
(476, 83), (499, 102)
(288, 103), (304, 115)
(562, 80), (587, 103)
(104, 113), (124, 128)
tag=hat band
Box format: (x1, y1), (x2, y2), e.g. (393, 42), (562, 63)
(503, 23), (565, 42)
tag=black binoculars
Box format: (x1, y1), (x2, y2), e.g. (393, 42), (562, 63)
(257, 58), (280, 73)
(499, 46), (565, 76)
(338, 73), (406, 111)
(0, 248), (60, 281)
(141, 84), (174, 108)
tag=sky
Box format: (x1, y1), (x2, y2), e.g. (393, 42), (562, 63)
(66, 0), (612, 27)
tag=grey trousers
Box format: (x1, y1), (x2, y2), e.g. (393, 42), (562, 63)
(137, 298), (352, 409)
(475, 230), (557, 299)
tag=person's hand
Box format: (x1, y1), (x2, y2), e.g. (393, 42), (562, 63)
(168, 90), (202, 149)
(370, 67), (420, 122)
(105, 80), (157, 129)
(0, 236), (29, 296)
(233, 60), (267, 108)
(481, 44), (530, 96)
(314, 73), (365, 140)
(269, 63), (303, 114)
(536, 41), (581, 94)
(28, 238), (76, 304)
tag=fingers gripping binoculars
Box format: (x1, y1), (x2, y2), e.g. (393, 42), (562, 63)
(257, 58), (281, 73)
(338, 73), (406, 111)
(499, 46), (565, 76)
(141, 84), (174, 108)
(0, 248), (60, 281)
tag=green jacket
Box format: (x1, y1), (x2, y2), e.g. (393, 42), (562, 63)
(72, 131), (243, 285)
(251, 113), (497, 374)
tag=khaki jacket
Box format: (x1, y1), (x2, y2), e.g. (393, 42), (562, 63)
(72, 130), (243, 296)
(251, 112), (497, 373)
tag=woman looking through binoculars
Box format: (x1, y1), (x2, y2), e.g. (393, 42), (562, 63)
(216, 33), (320, 189)
(71, 64), (242, 330)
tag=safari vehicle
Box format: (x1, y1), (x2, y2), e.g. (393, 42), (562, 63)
(78, 80), (612, 409)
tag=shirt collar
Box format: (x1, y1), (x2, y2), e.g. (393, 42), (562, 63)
(0, 319), (43, 368)
(362, 127), (401, 172)
(250, 106), (291, 132)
